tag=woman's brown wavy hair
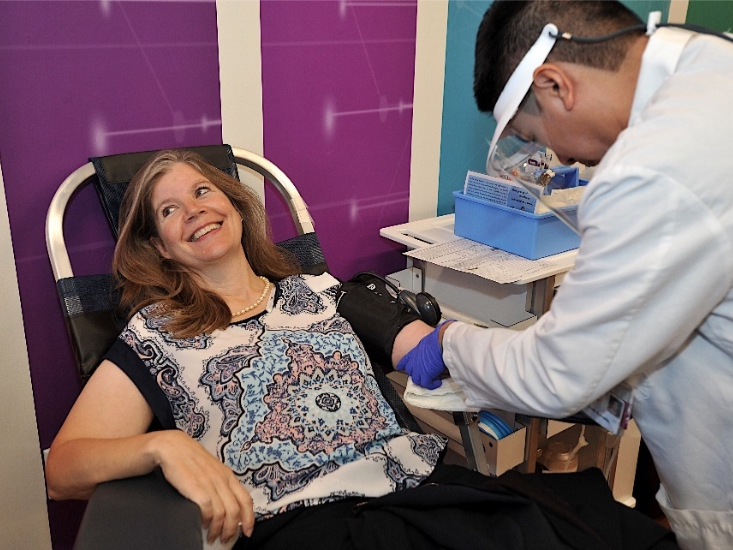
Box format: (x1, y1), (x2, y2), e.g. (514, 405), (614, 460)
(113, 149), (300, 338)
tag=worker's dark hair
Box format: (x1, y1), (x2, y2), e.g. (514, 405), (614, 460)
(474, 0), (644, 113)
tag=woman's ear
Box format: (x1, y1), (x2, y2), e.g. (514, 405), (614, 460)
(150, 236), (171, 260)
(532, 63), (575, 112)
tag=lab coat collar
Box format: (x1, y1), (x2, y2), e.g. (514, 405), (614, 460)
(629, 27), (693, 124)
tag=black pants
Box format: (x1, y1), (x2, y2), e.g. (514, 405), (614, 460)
(237, 465), (678, 550)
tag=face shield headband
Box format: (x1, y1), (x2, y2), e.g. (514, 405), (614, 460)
(487, 23), (558, 172)
(484, 23), (587, 233)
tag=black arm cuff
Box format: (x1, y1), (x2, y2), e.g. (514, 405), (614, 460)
(336, 272), (421, 371)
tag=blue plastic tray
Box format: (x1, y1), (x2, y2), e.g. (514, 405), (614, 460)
(453, 190), (580, 260)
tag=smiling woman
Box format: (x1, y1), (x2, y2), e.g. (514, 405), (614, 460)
(150, 164), (248, 273)
(113, 150), (300, 339)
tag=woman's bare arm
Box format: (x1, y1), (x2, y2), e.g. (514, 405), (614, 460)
(390, 320), (435, 366)
(46, 360), (254, 543)
(46, 360), (157, 499)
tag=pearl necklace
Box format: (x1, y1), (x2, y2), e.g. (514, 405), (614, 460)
(231, 276), (270, 318)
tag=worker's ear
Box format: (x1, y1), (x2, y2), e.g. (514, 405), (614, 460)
(532, 63), (575, 112)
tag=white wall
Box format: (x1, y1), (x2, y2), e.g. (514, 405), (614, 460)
(0, 160), (52, 549)
(216, 0), (264, 156)
(410, 0), (448, 221)
(669, 0), (689, 24)
(216, 0), (266, 201)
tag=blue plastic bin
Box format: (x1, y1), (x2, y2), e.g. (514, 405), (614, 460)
(453, 191), (580, 260)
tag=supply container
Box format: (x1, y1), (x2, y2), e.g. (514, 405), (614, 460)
(453, 190), (580, 260)
(538, 441), (580, 473)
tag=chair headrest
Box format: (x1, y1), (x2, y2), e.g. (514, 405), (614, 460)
(90, 145), (239, 238)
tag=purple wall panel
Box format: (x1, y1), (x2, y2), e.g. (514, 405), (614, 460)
(260, 0), (417, 280)
(0, 0), (221, 437)
(0, 2), (221, 547)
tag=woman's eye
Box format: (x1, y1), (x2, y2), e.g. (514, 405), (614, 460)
(161, 206), (175, 218)
(195, 186), (210, 197)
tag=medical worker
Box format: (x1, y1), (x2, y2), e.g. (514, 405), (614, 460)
(397, 2), (733, 548)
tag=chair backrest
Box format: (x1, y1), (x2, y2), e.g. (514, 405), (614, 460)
(91, 145), (240, 240)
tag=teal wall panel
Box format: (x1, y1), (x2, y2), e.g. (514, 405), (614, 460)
(438, 0), (491, 216)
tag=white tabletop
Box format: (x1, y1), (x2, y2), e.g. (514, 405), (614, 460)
(380, 214), (577, 285)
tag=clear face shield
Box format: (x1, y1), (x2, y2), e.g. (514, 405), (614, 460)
(489, 133), (551, 186)
(486, 23), (581, 235)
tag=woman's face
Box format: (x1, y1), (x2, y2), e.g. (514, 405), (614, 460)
(150, 162), (244, 274)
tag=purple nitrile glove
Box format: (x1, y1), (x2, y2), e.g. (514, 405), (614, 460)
(396, 322), (449, 390)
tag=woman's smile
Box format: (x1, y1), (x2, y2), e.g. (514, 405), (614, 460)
(190, 222), (222, 242)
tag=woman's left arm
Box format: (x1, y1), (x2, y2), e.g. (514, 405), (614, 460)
(336, 272), (429, 369)
(390, 320), (436, 366)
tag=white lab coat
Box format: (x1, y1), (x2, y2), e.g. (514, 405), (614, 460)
(444, 28), (733, 549)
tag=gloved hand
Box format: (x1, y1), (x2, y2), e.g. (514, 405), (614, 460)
(396, 322), (450, 390)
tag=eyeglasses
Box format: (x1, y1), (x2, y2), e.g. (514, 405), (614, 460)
(488, 135), (550, 185)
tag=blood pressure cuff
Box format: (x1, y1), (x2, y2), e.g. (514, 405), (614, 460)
(336, 272), (421, 371)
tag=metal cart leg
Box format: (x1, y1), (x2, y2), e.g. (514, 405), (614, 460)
(453, 411), (490, 475)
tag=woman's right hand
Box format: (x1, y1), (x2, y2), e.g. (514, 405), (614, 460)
(46, 359), (254, 546)
(151, 430), (255, 544)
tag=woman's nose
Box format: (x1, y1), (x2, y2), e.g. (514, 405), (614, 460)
(183, 200), (204, 219)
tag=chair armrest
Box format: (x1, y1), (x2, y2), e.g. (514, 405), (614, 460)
(74, 468), (202, 550)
